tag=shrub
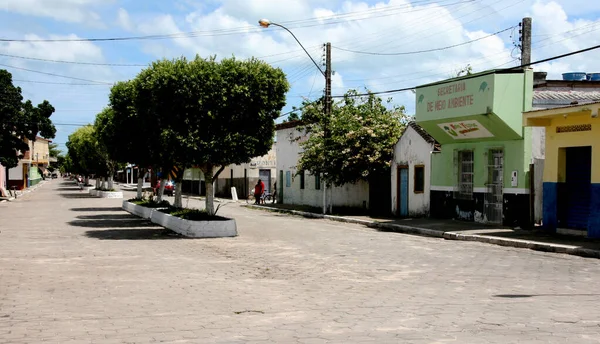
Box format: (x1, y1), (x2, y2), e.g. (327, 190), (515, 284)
(158, 207), (228, 221)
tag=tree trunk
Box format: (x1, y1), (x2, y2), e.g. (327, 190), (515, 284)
(108, 174), (114, 190)
(101, 177), (106, 190)
(173, 182), (183, 208)
(136, 168), (145, 199)
(203, 165), (215, 215)
(156, 179), (166, 203)
(85, 176), (90, 186)
(96, 178), (100, 189)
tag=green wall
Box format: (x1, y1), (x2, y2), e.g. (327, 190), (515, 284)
(431, 135), (532, 189)
(492, 71), (533, 134)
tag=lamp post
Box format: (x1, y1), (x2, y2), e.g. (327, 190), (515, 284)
(259, 19), (332, 214)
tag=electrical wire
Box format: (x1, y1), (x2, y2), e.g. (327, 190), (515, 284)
(0, 53), (146, 66)
(333, 26), (514, 56)
(332, 43), (600, 98)
(0, 62), (112, 84)
(0, 1), (473, 43)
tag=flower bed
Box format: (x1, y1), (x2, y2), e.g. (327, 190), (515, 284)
(122, 199), (170, 219)
(150, 207), (237, 238)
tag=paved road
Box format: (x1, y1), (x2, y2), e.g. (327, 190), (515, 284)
(1, 180), (600, 343)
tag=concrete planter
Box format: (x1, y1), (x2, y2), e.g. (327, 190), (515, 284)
(150, 210), (237, 238)
(122, 201), (156, 219)
(91, 189), (123, 198)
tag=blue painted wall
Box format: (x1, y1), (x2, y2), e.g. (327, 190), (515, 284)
(543, 182), (558, 233)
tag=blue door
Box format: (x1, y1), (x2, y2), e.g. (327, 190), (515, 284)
(397, 167), (409, 217)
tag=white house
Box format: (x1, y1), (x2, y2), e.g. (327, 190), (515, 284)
(391, 122), (439, 217)
(276, 121), (369, 209)
(179, 145), (277, 199)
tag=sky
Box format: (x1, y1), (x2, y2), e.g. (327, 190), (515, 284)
(1, 0), (599, 153)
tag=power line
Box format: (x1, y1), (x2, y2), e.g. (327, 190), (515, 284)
(333, 26), (515, 56)
(0, 0), (473, 43)
(13, 79), (112, 86)
(0, 53), (146, 67)
(0, 62), (112, 85)
(331, 43), (600, 98)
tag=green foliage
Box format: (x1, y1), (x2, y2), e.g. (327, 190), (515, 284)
(129, 198), (171, 208)
(283, 112), (300, 123)
(158, 207), (229, 221)
(48, 143), (61, 157)
(65, 125), (105, 176)
(297, 89), (407, 186)
(456, 64), (473, 77)
(133, 55), (289, 169)
(0, 70), (56, 168)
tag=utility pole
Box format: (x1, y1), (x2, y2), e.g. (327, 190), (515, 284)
(520, 17), (532, 67)
(323, 42), (332, 214)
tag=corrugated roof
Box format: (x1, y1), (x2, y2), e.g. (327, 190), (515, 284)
(533, 90), (600, 103)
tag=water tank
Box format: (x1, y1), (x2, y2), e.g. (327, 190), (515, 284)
(562, 72), (587, 81)
(587, 73), (600, 81)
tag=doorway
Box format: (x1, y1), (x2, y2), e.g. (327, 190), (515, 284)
(259, 169), (271, 193)
(563, 146), (592, 230)
(397, 166), (408, 217)
(484, 149), (503, 224)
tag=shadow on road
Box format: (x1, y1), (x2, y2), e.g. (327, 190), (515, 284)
(76, 214), (137, 220)
(70, 207), (123, 212)
(69, 217), (151, 228)
(84, 228), (184, 240)
(494, 294), (600, 298)
(57, 187), (83, 191)
(59, 193), (96, 199)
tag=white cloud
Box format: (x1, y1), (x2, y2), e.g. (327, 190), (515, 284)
(0, 0), (105, 25)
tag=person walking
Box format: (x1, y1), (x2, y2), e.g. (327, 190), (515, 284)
(254, 179), (265, 204)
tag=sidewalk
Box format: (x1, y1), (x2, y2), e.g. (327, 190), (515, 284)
(247, 203), (600, 259)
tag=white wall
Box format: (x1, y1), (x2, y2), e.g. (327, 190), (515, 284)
(8, 161), (23, 180)
(390, 126), (434, 217)
(276, 126), (369, 208)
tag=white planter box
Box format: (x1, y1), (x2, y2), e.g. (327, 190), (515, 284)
(150, 210), (237, 238)
(122, 201), (155, 219)
(91, 190), (123, 198)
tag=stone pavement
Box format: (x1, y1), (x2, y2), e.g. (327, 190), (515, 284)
(1, 180), (600, 343)
(252, 203), (600, 259)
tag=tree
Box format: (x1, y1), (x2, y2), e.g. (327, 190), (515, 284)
(0, 70), (56, 168)
(456, 64), (473, 77)
(93, 108), (125, 189)
(283, 112), (300, 122)
(296, 89), (407, 211)
(132, 55), (289, 213)
(65, 125), (105, 185)
(48, 143), (61, 158)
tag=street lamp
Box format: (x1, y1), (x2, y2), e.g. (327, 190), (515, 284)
(259, 19), (332, 214)
(258, 19), (325, 77)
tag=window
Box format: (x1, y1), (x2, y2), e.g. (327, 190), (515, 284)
(299, 171), (305, 189)
(457, 150), (474, 200)
(315, 174), (321, 190)
(285, 171), (291, 187)
(414, 165), (424, 193)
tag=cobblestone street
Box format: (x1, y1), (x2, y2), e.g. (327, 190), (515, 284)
(1, 180), (600, 343)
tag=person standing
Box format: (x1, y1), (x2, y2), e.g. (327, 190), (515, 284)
(254, 179), (265, 204)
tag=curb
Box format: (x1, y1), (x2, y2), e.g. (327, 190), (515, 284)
(245, 205), (600, 259)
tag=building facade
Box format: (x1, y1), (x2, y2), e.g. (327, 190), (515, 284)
(178, 145), (277, 199)
(276, 121), (369, 209)
(416, 69), (534, 227)
(7, 137), (51, 190)
(523, 101), (600, 238)
(391, 122), (439, 217)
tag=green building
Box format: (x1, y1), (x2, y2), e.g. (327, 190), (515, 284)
(415, 69), (534, 226)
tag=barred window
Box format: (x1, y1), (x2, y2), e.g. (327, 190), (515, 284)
(457, 151), (474, 200)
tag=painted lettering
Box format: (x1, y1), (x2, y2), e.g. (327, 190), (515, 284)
(437, 82), (467, 96)
(427, 102), (434, 112)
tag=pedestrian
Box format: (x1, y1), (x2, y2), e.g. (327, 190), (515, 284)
(254, 179), (265, 204)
